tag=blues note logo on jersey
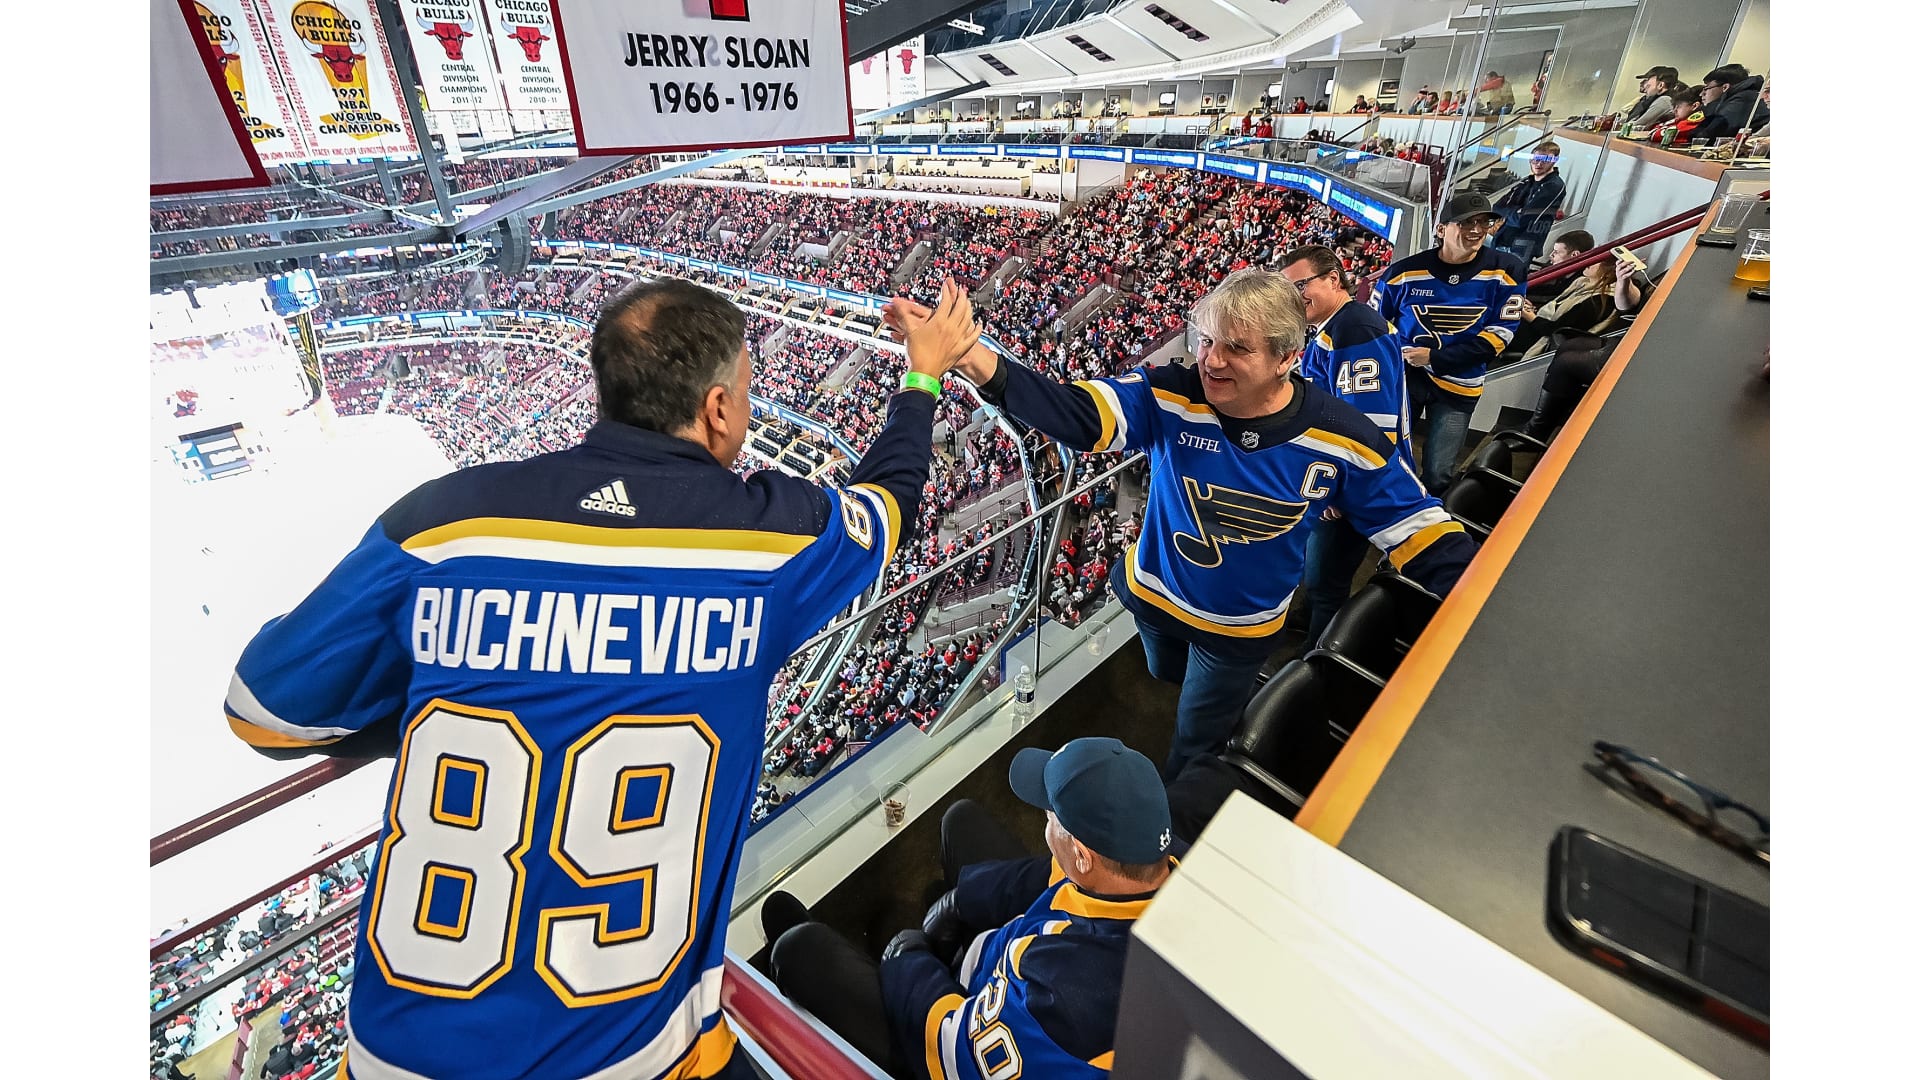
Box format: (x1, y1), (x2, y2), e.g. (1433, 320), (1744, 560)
(1411, 304), (1488, 340)
(1172, 478), (1307, 568)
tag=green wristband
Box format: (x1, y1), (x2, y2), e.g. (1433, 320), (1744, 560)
(901, 371), (943, 398)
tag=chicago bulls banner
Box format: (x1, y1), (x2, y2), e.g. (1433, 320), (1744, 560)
(549, 0), (852, 155)
(847, 49), (889, 114)
(193, 0), (315, 164)
(886, 35), (923, 107)
(480, 0), (573, 132)
(400, 0), (509, 130)
(251, 0), (419, 160)
(154, 0), (271, 192)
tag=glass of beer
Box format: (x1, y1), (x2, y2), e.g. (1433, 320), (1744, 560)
(1734, 229), (1770, 283)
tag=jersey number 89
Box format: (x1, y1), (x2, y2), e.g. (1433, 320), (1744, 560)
(368, 699), (718, 1007)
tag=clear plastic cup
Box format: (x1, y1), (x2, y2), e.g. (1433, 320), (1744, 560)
(881, 782), (910, 828)
(1707, 193), (1761, 237)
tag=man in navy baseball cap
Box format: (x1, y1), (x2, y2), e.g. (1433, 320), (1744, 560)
(762, 737), (1175, 1078)
(1009, 736), (1174, 867)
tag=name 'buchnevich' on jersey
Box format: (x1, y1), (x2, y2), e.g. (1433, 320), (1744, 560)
(411, 587), (763, 675)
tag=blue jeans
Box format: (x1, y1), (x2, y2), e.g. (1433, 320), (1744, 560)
(1136, 620), (1269, 780)
(1301, 513), (1373, 645)
(1407, 375), (1476, 495)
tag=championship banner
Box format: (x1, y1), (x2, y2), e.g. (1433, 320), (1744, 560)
(550, 0), (853, 155)
(195, 0), (314, 164)
(480, 0), (573, 130)
(885, 35), (922, 107)
(848, 50), (887, 114)
(251, 0), (419, 160)
(400, 0), (509, 126)
(154, 0), (271, 192)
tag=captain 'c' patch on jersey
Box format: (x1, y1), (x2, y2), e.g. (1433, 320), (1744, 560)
(1411, 304), (1490, 340)
(1171, 478), (1307, 568)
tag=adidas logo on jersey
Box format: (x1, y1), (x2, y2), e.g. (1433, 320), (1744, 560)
(580, 479), (637, 517)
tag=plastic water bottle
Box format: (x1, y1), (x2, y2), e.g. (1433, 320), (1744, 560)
(1011, 666), (1035, 723)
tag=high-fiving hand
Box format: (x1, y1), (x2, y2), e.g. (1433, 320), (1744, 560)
(901, 278), (983, 382)
(887, 281), (999, 385)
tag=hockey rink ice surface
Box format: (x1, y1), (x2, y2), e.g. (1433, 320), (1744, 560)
(151, 415), (453, 934)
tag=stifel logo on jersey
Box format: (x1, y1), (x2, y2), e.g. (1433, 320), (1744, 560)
(1171, 478), (1307, 568)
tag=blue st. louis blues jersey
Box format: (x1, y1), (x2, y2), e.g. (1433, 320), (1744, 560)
(225, 394), (934, 1080)
(881, 857), (1156, 1079)
(1300, 298), (1412, 468)
(1371, 247), (1527, 399)
(987, 359), (1474, 658)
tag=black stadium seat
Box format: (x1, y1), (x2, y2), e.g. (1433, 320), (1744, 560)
(1227, 659), (1341, 798)
(1315, 571), (1442, 681)
(1443, 472), (1519, 543)
(1463, 428), (1548, 489)
(1301, 650), (1386, 741)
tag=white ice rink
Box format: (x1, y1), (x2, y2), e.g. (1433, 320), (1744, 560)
(151, 414), (454, 935)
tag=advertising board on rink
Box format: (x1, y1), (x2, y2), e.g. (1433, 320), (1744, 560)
(400, 0), (509, 131)
(550, 0), (852, 154)
(251, 0), (419, 159)
(194, 0), (313, 163)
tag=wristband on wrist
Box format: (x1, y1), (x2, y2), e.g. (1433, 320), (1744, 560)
(901, 371), (942, 398)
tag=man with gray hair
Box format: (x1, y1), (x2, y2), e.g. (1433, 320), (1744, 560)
(885, 270), (1476, 778)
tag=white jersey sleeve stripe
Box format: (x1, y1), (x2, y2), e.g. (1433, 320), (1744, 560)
(1368, 506), (1454, 549)
(226, 672), (356, 741)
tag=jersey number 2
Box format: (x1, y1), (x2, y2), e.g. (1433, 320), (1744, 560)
(367, 699), (718, 1006)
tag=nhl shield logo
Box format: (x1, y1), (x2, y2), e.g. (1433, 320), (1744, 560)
(1448, 274), (1461, 284)
(1239, 430), (1260, 449)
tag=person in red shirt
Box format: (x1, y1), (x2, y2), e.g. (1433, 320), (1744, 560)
(1650, 86), (1707, 146)
(1254, 114), (1275, 139)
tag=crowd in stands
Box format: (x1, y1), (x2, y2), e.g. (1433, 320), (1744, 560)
(150, 850), (369, 1078)
(746, 314), (858, 411)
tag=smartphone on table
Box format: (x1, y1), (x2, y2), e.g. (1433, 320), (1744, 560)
(1547, 827), (1768, 1045)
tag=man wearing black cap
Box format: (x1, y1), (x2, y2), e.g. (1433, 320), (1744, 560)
(762, 737), (1175, 1078)
(1623, 67), (1682, 130)
(1372, 192), (1528, 494)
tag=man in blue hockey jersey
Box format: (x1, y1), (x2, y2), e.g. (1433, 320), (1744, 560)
(885, 269), (1476, 779)
(761, 737), (1174, 1078)
(1372, 191), (1528, 494)
(1281, 244), (1413, 643)
(223, 277), (982, 1080)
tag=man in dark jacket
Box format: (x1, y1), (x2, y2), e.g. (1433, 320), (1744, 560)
(1622, 66), (1681, 128)
(1694, 65), (1769, 142)
(1492, 140), (1567, 267)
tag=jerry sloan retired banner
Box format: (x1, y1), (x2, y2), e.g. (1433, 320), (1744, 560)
(550, 0), (852, 155)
